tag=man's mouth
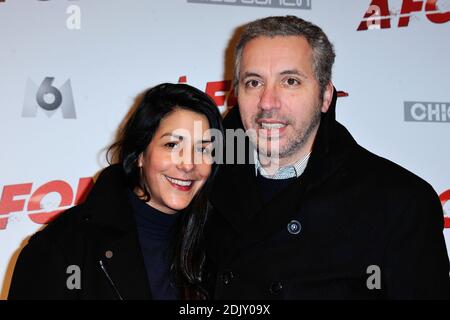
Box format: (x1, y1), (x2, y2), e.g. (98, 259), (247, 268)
(257, 119), (288, 129)
(260, 122), (287, 129)
(256, 120), (288, 137)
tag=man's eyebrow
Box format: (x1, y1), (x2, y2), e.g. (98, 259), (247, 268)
(280, 69), (308, 78)
(241, 70), (308, 79)
(241, 71), (262, 79)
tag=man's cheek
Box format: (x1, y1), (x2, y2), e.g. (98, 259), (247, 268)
(238, 111), (250, 126)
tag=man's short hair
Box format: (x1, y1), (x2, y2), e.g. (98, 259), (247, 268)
(234, 15), (336, 97)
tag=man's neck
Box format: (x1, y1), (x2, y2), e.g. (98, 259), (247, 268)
(258, 149), (311, 176)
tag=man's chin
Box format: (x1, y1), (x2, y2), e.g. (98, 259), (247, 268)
(257, 139), (284, 154)
(257, 146), (282, 159)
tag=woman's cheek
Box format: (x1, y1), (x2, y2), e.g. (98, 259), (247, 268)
(151, 149), (175, 170)
(198, 163), (212, 182)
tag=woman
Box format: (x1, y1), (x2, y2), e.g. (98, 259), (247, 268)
(8, 83), (223, 300)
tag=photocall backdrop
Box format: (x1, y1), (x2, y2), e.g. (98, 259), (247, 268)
(0, 0), (449, 298)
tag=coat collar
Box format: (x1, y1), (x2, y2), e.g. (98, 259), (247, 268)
(84, 164), (136, 232)
(210, 87), (358, 243)
(83, 164), (152, 299)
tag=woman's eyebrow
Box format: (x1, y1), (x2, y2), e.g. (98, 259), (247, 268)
(160, 133), (184, 140)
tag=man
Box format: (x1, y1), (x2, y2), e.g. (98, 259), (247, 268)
(205, 16), (450, 299)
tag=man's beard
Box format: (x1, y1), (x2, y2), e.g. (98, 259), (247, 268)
(254, 106), (322, 160)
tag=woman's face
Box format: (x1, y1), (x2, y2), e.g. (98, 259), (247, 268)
(137, 108), (213, 214)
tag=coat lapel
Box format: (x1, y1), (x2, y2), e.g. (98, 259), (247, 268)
(210, 161), (263, 235)
(95, 231), (152, 300)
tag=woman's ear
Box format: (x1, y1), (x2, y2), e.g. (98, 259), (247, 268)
(138, 152), (143, 168)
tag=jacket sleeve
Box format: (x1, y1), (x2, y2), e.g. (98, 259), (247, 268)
(8, 231), (74, 300)
(383, 186), (450, 299)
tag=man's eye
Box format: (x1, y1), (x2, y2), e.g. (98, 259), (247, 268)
(284, 78), (300, 86)
(245, 79), (261, 88)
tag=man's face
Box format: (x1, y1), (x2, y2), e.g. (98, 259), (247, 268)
(237, 35), (332, 166)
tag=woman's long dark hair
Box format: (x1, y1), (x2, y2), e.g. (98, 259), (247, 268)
(107, 83), (223, 299)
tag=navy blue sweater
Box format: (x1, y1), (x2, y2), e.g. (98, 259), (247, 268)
(256, 174), (296, 204)
(127, 190), (180, 300)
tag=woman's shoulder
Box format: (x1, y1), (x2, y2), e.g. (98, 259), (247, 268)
(8, 204), (93, 299)
(26, 203), (92, 254)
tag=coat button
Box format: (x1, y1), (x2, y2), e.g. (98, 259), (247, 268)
(287, 220), (301, 235)
(269, 281), (284, 295)
(222, 271), (234, 285)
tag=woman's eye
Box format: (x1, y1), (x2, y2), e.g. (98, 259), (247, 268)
(165, 142), (178, 149)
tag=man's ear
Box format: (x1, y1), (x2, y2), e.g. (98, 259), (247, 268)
(321, 82), (334, 113)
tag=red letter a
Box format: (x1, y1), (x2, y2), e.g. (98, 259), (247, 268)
(357, 0), (391, 31)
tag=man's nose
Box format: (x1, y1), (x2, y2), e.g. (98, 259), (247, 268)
(258, 84), (281, 111)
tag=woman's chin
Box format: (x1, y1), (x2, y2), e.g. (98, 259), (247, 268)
(163, 200), (191, 213)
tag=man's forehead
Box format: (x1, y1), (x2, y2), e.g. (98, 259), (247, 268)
(240, 36), (314, 73)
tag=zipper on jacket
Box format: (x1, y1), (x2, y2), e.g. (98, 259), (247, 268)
(99, 260), (123, 300)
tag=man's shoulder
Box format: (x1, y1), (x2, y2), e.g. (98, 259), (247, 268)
(351, 144), (437, 196)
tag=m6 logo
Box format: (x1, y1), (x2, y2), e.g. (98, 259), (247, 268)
(358, 0), (450, 31)
(22, 77), (76, 119)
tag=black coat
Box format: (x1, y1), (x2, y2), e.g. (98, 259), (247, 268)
(8, 165), (152, 300)
(205, 90), (450, 299)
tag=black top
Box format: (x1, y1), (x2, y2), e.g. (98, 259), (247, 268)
(127, 189), (180, 300)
